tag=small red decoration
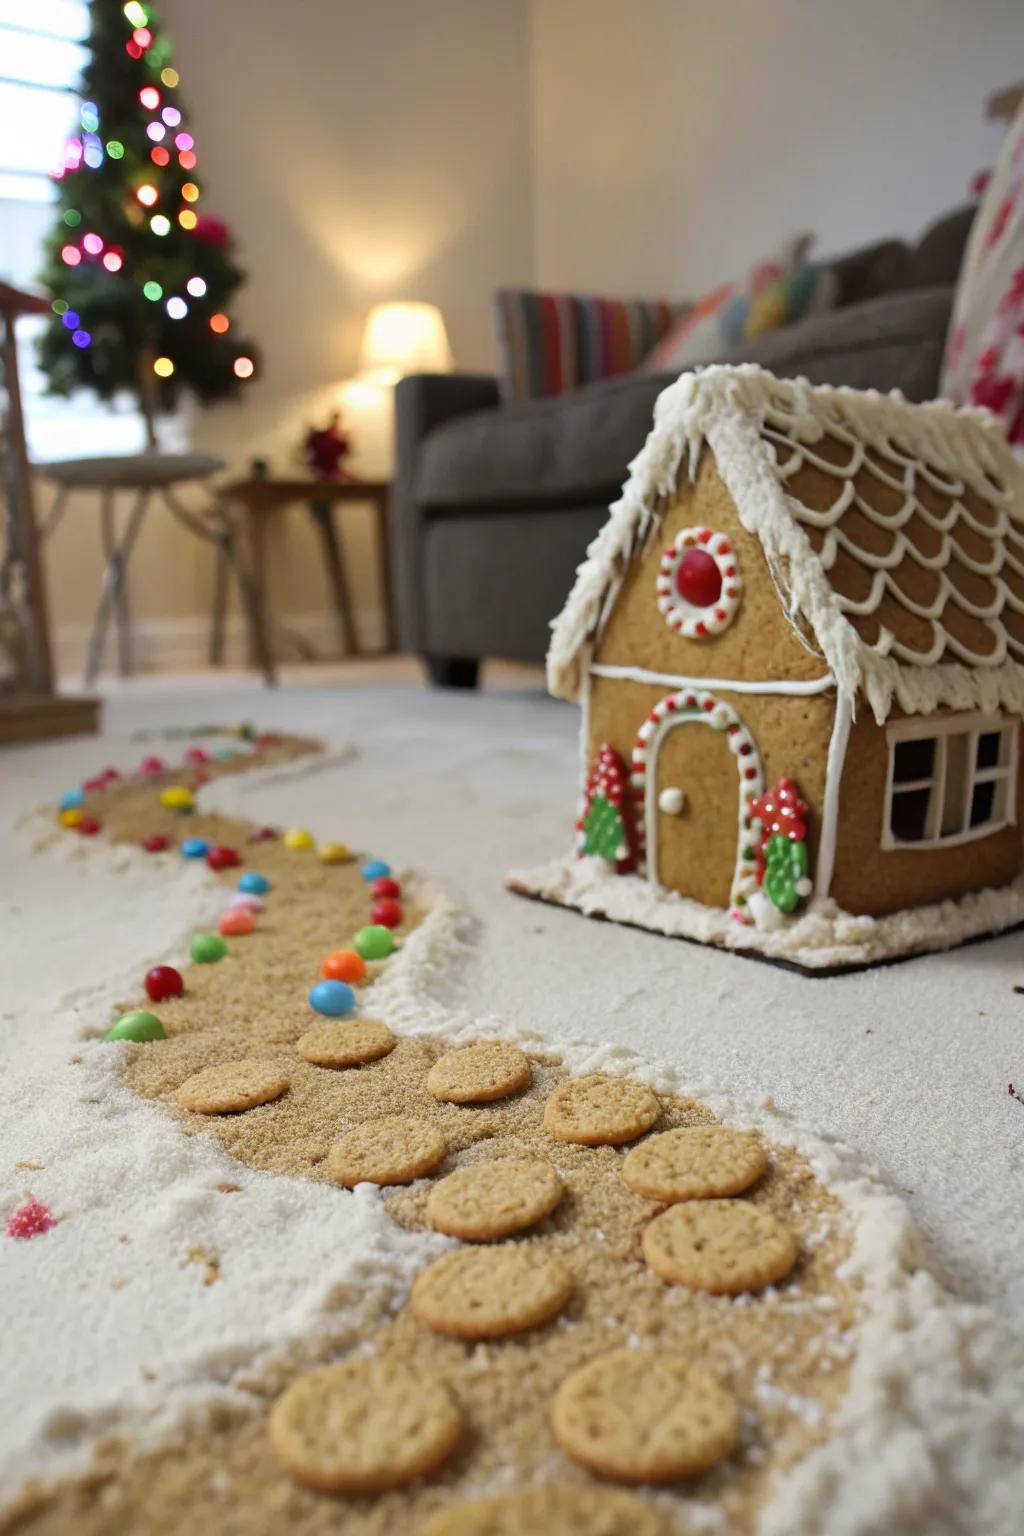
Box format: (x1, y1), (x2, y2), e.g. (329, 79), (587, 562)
(370, 898), (403, 928)
(141, 833), (169, 853)
(192, 214), (231, 247)
(250, 825), (277, 842)
(82, 775), (107, 793)
(78, 816), (102, 836)
(6, 1199), (55, 1240)
(206, 845), (241, 870)
(303, 410), (352, 481)
(371, 877), (401, 899)
(183, 746), (210, 765)
(146, 964), (184, 1002)
(675, 548), (723, 609)
(750, 777), (809, 885)
(138, 755), (167, 777)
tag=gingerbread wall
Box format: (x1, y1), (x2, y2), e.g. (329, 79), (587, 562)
(587, 675), (835, 910)
(593, 450), (830, 686)
(830, 710), (1024, 916)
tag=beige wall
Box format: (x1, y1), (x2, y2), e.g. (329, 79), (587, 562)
(43, 0), (533, 666)
(530, 0), (1020, 295)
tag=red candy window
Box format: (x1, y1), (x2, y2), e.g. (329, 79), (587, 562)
(656, 527), (742, 639)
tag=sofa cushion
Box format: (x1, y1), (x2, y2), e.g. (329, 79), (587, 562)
(416, 287), (954, 511)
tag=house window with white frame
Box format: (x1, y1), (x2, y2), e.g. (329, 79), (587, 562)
(883, 713), (1019, 850)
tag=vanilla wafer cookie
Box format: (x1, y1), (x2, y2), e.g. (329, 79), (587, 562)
(411, 1243), (572, 1339)
(622, 1125), (767, 1202)
(643, 1199), (797, 1293)
(544, 1075), (659, 1146)
(176, 1061), (288, 1115)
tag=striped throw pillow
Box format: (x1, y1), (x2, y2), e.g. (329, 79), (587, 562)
(494, 290), (686, 402)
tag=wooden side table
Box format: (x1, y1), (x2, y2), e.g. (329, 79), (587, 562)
(217, 478), (393, 663)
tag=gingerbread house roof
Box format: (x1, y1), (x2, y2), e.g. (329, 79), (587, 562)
(547, 365), (1024, 722)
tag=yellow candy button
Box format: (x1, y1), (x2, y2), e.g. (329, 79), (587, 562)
(283, 827), (315, 851)
(59, 807), (83, 828)
(160, 785), (195, 811)
(318, 841), (351, 864)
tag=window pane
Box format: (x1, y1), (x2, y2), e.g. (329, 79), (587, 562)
(893, 737), (934, 782)
(941, 733), (969, 835)
(890, 789), (930, 842)
(976, 731), (1005, 770)
(0, 2), (89, 40)
(0, 81), (77, 175)
(0, 29), (86, 87)
(970, 781), (996, 828)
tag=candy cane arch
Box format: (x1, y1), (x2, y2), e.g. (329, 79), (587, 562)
(630, 688), (764, 922)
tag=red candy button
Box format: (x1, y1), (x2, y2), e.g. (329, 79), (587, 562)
(370, 898), (403, 928)
(371, 877), (401, 899)
(78, 816), (102, 836)
(206, 845), (241, 870)
(138, 755), (166, 776)
(183, 747), (209, 765)
(145, 964), (184, 1002)
(251, 826), (277, 842)
(141, 833), (169, 853)
(675, 548), (722, 609)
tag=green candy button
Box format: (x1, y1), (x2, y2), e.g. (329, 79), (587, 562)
(191, 932), (228, 964)
(353, 924), (395, 961)
(105, 1010), (166, 1042)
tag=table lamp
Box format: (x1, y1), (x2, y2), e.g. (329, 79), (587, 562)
(358, 301), (452, 385)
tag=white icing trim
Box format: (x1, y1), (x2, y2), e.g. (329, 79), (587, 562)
(546, 365), (1024, 723)
(630, 687), (764, 918)
(880, 711), (1019, 851)
(590, 663), (835, 695)
(814, 694), (851, 902)
(655, 524), (742, 637)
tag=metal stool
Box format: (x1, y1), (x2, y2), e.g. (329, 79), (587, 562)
(36, 453), (275, 687)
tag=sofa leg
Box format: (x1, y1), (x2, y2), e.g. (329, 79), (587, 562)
(423, 655), (480, 690)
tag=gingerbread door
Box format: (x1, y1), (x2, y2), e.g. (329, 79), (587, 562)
(633, 690), (764, 914)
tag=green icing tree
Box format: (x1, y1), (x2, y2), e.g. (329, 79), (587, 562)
(763, 833), (809, 913)
(38, 0), (258, 441)
(582, 791), (627, 862)
(579, 744), (636, 871)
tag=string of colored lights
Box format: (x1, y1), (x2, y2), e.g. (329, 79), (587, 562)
(51, 1), (254, 384)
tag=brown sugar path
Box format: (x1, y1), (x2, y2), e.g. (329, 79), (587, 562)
(6, 736), (860, 1536)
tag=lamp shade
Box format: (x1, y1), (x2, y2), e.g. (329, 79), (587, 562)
(358, 301), (452, 381)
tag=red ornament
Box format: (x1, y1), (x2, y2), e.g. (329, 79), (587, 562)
(141, 833), (169, 853)
(371, 877), (401, 899)
(303, 410), (352, 481)
(145, 964), (184, 1002)
(78, 816), (102, 836)
(370, 898), (403, 928)
(675, 548), (722, 609)
(192, 214), (230, 247)
(250, 825), (277, 842)
(6, 1199), (55, 1240)
(206, 845), (242, 870)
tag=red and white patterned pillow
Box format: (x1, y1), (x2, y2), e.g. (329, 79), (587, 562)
(942, 104), (1024, 452)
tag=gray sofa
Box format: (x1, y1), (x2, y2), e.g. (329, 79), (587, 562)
(392, 206), (975, 687)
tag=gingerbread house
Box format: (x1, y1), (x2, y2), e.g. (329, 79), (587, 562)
(509, 365), (1024, 970)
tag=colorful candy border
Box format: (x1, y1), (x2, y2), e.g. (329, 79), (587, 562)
(655, 525), (742, 639)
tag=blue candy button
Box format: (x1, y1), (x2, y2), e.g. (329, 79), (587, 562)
(361, 859), (391, 881)
(238, 871), (271, 894)
(59, 788), (85, 810)
(309, 980), (356, 1017)
(181, 837), (209, 859)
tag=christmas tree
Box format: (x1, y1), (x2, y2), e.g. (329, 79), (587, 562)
(37, 0), (258, 444)
(579, 744), (637, 872)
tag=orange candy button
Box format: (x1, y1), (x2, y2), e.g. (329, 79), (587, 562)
(322, 949), (366, 983)
(219, 907), (255, 937)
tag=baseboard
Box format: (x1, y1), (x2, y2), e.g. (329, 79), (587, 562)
(54, 607), (385, 674)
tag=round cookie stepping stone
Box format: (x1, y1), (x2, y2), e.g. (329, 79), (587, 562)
(269, 1358), (461, 1494)
(420, 1485), (671, 1535)
(622, 1125), (768, 1203)
(410, 1243), (573, 1340)
(427, 1157), (564, 1242)
(327, 1116), (446, 1187)
(551, 1347), (739, 1483)
(427, 1041), (532, 1105)
(544, 1075), (660, 1146)
(104, 1010), (166, 1042)
(296, 1019), (395, 1069)
(176, 1061), (289, 1115)
(642, 1199), (797, 1294)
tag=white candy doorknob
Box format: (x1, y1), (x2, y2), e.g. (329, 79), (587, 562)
(658, 786), (686, 815)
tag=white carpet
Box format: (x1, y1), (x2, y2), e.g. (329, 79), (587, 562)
(2, 671), (1023, 1523)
